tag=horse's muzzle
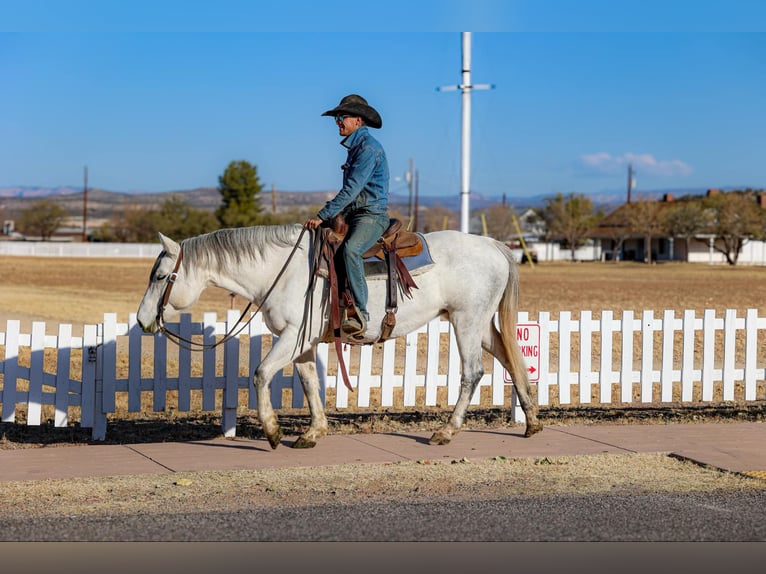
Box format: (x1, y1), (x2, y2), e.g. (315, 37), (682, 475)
(137, 318), (160, 334)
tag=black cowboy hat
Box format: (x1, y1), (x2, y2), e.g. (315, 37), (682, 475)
(322, 94), (382, 129)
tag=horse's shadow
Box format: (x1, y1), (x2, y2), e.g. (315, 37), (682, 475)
(0, 408), (531, 448)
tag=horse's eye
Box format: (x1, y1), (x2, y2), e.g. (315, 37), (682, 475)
(155, 273), (167, 282)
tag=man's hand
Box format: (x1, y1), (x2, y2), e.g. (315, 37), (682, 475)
(304, 217), (323, 230)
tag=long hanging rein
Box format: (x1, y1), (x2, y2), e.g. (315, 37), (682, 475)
(158, 226), (310, 351)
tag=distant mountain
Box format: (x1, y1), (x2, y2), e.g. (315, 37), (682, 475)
(0, 185), (82, 198)
(0, 184), (756, 222)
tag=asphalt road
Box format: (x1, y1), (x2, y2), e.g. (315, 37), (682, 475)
(4, 490), (766, 541)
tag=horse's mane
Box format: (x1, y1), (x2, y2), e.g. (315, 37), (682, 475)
(180, 224), (304, 274)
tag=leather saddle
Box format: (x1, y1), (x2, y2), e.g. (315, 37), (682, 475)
(324, 215), (423, 260)
(361, 218), (423, 260)
(312, 214), (422, 392)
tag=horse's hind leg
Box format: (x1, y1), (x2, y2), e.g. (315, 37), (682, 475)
(429, 330), (484, 445)
(292, 348), (329, 449)
(482, 325), (542, 437)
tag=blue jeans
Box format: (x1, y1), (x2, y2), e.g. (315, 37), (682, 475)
(340, 211), (389, 318)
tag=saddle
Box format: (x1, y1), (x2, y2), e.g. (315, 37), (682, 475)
(312, 214), (422, 391)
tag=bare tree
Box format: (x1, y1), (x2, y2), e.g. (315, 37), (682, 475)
(542, 192), (601, 261)
(420, 205), (458, 232)
(482, 204), (518, 241)
(704, 190), (765, 265)
(18, 199), (67, 241)
(625, 195), (668, 264)
(666, 201), (712, 262)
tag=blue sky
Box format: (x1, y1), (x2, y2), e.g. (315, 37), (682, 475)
(2, 1), (765, 200)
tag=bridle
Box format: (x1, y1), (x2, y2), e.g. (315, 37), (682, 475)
(156, 227), (308, 351)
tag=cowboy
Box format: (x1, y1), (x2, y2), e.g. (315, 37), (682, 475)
(305, 94), (390, 336)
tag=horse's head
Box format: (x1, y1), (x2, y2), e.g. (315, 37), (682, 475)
(136, 232), (202, 333)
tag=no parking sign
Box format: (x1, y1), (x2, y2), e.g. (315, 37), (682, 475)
(504, 323), (540, 383)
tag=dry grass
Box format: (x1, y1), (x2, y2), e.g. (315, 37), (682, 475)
(3, 453), (764, 521)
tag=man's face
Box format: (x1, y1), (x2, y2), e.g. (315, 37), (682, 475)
(335, 115), (362, 137)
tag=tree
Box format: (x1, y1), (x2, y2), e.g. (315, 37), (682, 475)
(624, 195), (669, 264)
(666, 200), (712, 262)
(18, 199), (67, 240)
(482, 204), (518, 242)
(215, 160), (264, 228)
(155, 195), (218, 240)
(97, 197), (218, 243)
(419, 205), (458, 232)
(703, 190), (765, 265)
(542, 192), (601, 261)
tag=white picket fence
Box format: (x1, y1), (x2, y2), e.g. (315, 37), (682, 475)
(1, 308), (765, 440)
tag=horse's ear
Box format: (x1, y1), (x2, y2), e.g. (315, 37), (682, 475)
(158, 232), (180, 256)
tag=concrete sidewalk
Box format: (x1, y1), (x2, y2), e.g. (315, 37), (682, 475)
(1, 421), (765, 483)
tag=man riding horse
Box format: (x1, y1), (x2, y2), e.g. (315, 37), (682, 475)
(304, 94), (390, 337)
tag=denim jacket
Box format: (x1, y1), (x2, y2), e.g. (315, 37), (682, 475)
(317, 126), (389, 221)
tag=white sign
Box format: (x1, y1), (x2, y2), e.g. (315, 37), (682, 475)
(504, 322), (540, 383)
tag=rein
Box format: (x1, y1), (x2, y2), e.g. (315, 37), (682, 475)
(157, 226), (308, 352)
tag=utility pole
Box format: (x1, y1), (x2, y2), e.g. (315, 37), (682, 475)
(414, 169), (420, 232)
(271, 183), (276, 214)
(627, 164), (635, 204)
(407, 158), (414, 229)
(81, 165), (88, 242)
(437, 32), (494, 233)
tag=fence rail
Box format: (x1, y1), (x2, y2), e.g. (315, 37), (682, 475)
(1, 308), (765, 440)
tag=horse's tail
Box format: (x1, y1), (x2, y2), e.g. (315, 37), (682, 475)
(493, 241), (529, 388)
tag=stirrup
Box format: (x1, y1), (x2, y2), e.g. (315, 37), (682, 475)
(341, 314), (365, 335)
(341, 306), (366, 336)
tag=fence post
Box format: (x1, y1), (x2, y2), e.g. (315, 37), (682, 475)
(620, 310), (635, 403)
(660, 310), (676, 403)
(744, 309), (758, 401)
(701, 309), (716, 402)
(55, 323), (73, 427)
(558, 311), (572, 404)
(537, 311), (551, 406)
(82, 324), (106, 440)
(127, 314), (142, 412)
(221, 309), (240, 437)
(102, 313), (118, 413)
(93, 329), (108, 441)
(1, 320), (20, 423)
(681, 310), (696, 402)
(722, 309), (737, 402)
(27, 322), (46, 426)
(640, 310), (655, 403)
(579, 310), (593, 404)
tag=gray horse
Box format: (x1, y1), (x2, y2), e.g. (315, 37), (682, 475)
(136, 224), (542, 449)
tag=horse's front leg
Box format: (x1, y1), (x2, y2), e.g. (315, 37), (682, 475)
(254, 326), (304, 449)
(291, 347), (329, 449)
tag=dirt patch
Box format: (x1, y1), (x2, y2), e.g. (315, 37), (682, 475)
(2, 452), (764, 521)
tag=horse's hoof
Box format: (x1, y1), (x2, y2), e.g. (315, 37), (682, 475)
(428, 430), (452, 445)
(524, 423), (543, 437)
(266, 428), (283, 450)
(292, 436), (317, 449)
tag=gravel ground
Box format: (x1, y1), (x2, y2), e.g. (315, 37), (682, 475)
(2, 452), (764, 522)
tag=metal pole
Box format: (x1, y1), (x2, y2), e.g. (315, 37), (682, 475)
(437, 33), (493, 234)
(408, 158), (414, 229)
(460, 32), (472, 234)
(271, 183), (276, 214)
(82, 165), (88, 242)
(414, 169), (420, 232)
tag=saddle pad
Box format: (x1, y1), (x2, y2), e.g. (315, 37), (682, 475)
(363, 233), (434, 280)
